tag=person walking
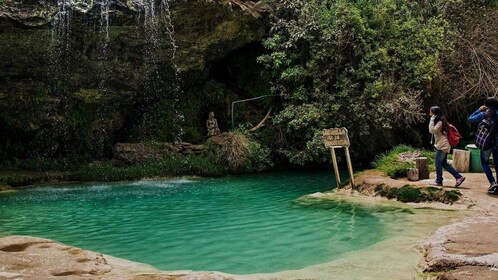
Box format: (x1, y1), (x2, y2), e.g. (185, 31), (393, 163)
(429, 106), (466, 187)
(468, 97), (498, 193)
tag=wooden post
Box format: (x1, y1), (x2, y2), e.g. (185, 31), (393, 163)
(331, 148), (341, 188)
(416, 157), (429, 180)
(344, 147), (355, 189)
(452, 149), (470, 173)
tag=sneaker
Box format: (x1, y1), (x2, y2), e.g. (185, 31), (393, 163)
(455, 177), (466, 188)
(488, 183), (498, 193)
(429, 181), (443, 187)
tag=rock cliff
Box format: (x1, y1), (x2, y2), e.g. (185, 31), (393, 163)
(0, 0), (269, 159)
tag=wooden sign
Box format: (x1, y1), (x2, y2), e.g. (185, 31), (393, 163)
(323, 128), (350, 148)
(323, 127), (354, 191)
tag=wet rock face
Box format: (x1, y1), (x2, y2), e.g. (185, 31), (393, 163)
(0, 0), (57, 27)
(0, 0), (267, 159)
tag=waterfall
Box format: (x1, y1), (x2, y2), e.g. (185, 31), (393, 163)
(140, 0), (184, 141)
(45, 0), (74, 157)
(49, 0), (183, 149)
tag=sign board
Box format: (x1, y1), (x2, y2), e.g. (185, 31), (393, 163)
(323, 127), (354, 191)
(323, 128), (350, 148)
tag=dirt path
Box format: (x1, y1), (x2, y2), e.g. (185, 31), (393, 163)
(354, 170), (498, 279)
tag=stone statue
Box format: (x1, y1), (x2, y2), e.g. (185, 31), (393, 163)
(206, 111), (221, 137)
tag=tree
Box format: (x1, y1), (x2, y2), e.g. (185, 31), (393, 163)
(259, 0), (448, 164)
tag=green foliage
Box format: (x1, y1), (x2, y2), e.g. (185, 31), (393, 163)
(0, 157), (83, 172)
(73, 133), (274, 182)
(206, 132), (274, 173)
(261, 0), (449, 164)
(374, 184), (462, 204)
(73, 154), (227, 182)
(372, 145), (434, 178)
(246, 141), (274, 172)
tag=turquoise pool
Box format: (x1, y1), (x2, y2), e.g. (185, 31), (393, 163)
(0, 171), (386, 274)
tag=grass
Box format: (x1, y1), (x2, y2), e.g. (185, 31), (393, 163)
(372, 145), (434, 178)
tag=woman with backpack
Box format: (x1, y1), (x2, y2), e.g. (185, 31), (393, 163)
(468, 97), (498, 193)
(429, 106), (466, 187)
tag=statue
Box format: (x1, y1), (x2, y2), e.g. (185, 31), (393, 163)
(206, 111), (221, 137)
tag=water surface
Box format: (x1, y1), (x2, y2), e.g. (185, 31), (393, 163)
(0, 171), (388, 274)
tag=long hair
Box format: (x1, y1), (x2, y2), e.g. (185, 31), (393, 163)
(485, 97), (498, 109)
(430, 106), (449, 134)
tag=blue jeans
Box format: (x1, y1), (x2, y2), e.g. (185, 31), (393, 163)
(480, 145), (498, 185)
(435, 149), (462, 184)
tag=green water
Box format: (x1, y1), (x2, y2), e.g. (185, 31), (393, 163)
(0, 172), (387, 274)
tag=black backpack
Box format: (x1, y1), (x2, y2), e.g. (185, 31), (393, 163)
(475, 109), (497, 150)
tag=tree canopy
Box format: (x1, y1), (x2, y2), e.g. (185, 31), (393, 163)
(259, 0), (498, 164)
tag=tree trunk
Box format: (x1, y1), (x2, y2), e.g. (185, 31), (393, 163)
(416, 157), (430, 180)
(453, 149), (470, 173)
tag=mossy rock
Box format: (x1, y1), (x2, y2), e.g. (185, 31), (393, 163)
(396, 185), (424, 203)
(374, 183), (461, 204)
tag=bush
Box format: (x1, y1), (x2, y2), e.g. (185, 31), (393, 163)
(207, 132), (274, 173)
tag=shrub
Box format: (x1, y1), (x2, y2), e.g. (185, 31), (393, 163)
(207, 132), (274, 173)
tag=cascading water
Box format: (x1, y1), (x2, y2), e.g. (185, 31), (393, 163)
(95, 0), (113, 155)
(48, 0), (184, 156)
(140, 0), (184, 142)
(46, 0), (73, 157)
(158, 0), (184, 142)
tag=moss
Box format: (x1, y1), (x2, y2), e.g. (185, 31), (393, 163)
(74, 89), (102, 104)
(443, 190), (462, 203)
(374, 183), (386, 193)
(396, 185), (423, 202)
(386, 187), (400, 199)
(373, 183), (461, 204)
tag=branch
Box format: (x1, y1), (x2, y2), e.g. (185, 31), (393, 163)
(248, 107), (272, 133)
